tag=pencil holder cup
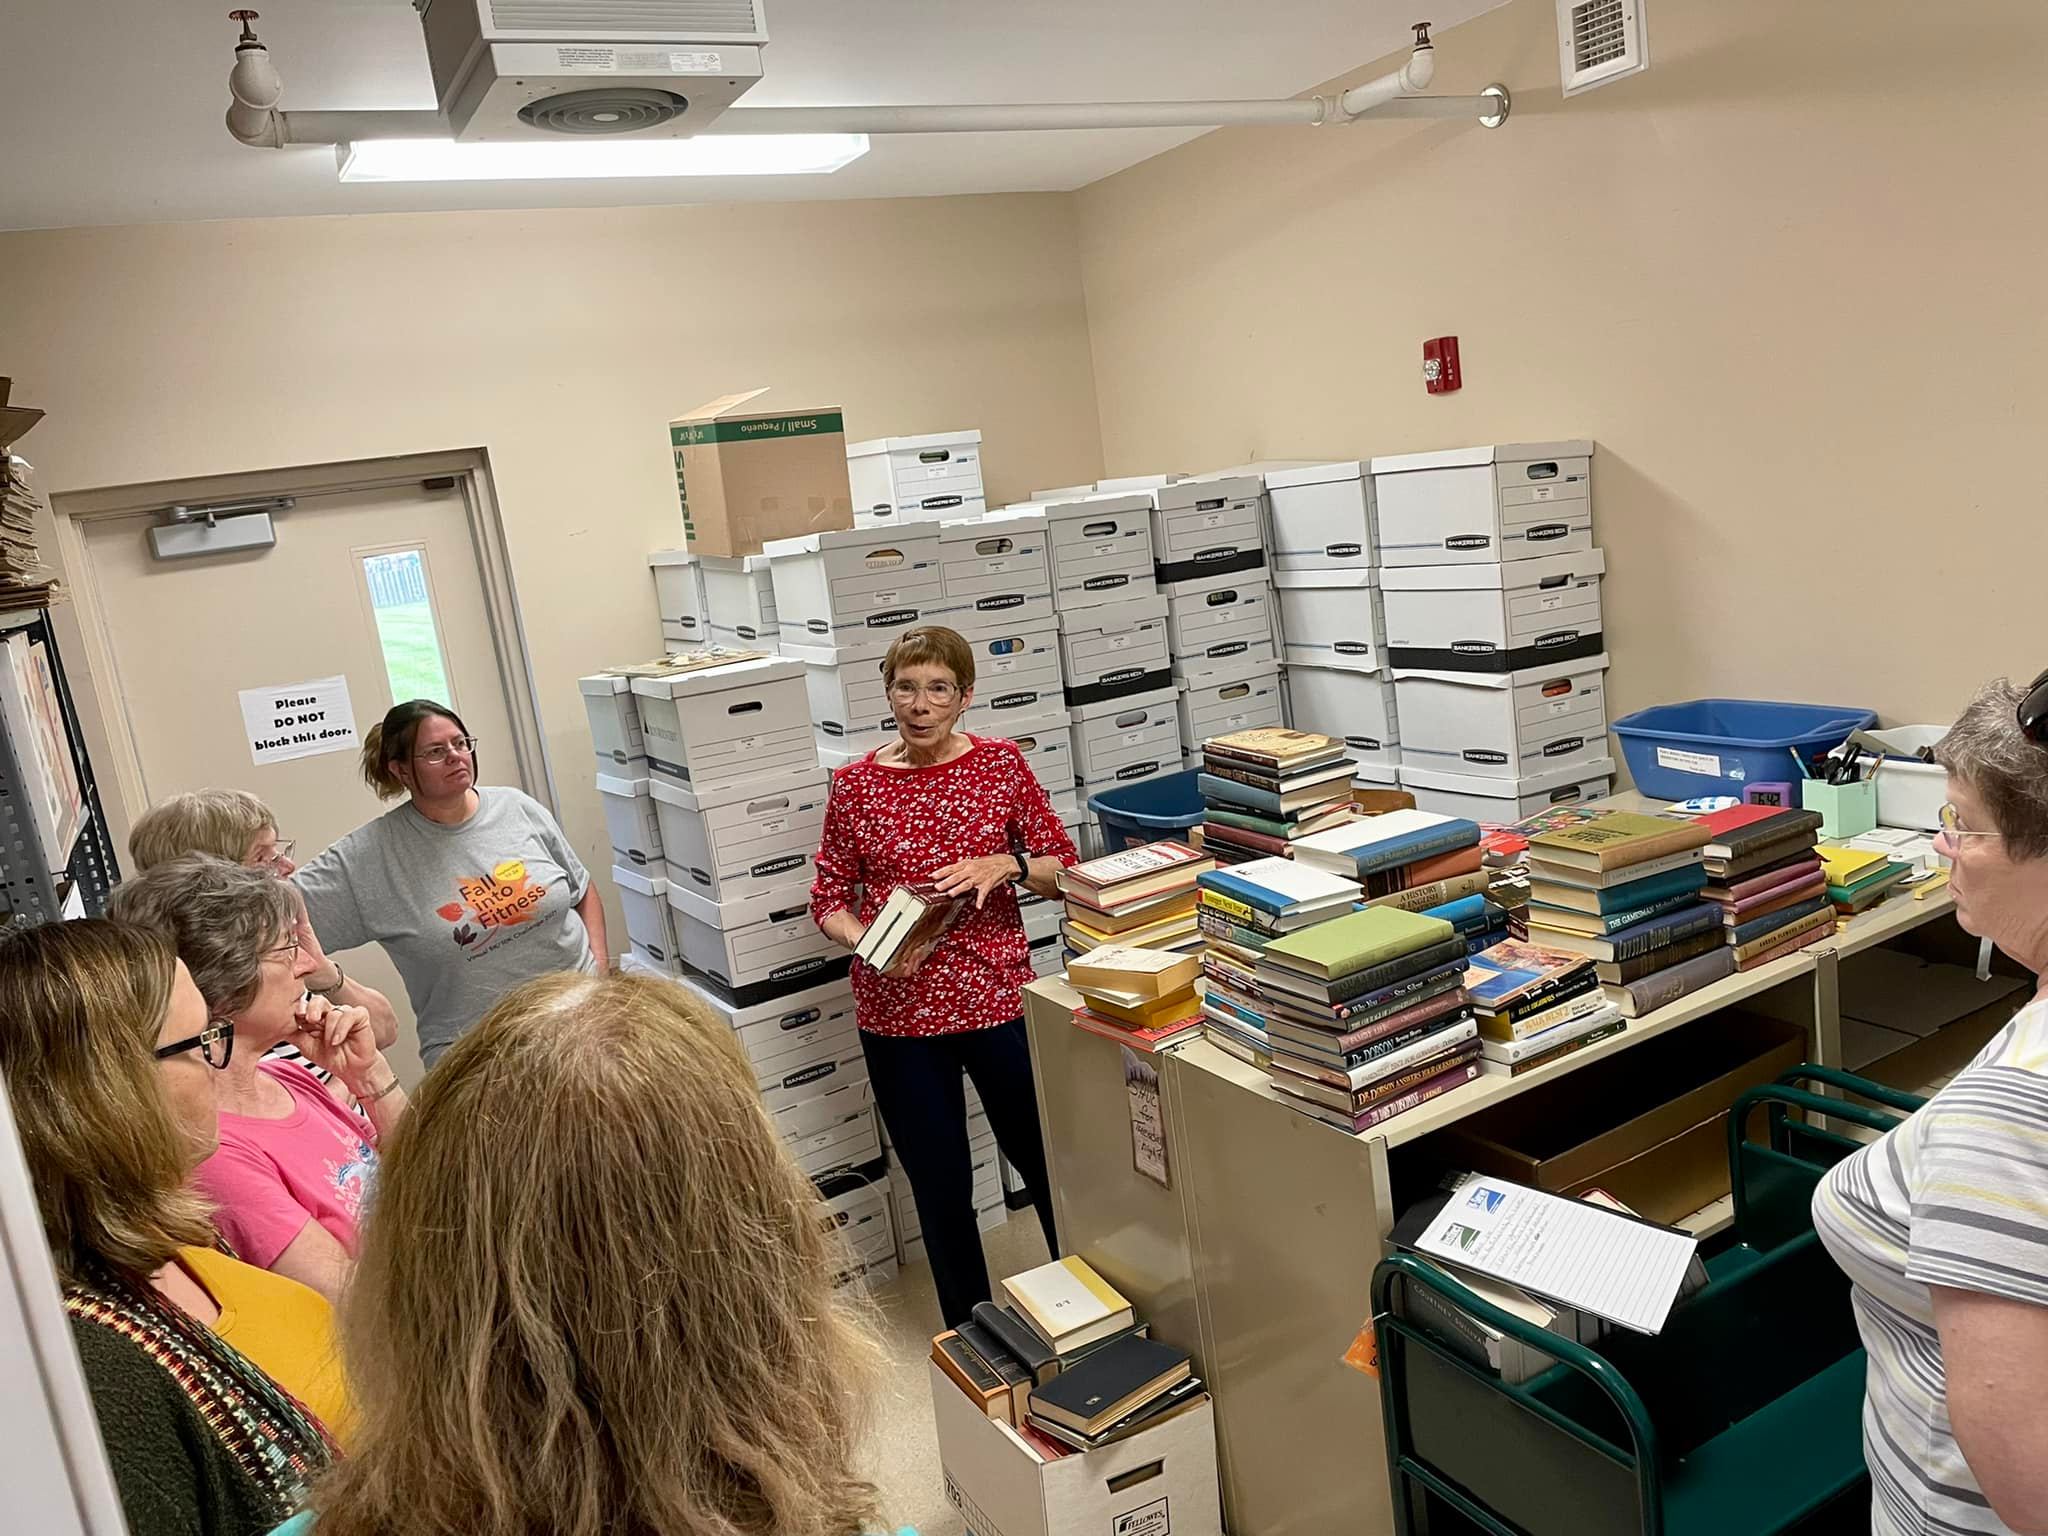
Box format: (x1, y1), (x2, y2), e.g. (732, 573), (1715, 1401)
(1802, 778), (1877, 841)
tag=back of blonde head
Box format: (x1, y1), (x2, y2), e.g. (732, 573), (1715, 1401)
(315, 971), (883, 1536)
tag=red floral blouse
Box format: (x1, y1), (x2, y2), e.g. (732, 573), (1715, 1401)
(810, 735), (1078, 1038)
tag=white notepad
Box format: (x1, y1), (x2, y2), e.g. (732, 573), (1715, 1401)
(1411, 1173), (1698, 1335)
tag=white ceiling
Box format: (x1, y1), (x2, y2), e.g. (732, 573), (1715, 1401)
(1, 0), (1500, 232)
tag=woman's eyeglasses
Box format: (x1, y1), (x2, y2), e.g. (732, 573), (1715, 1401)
(154, 1021), (235, 1070)
(1937, 802), (2003, 844)
(888, 681), (959, 705)
(415, 735), (478, 766)
(267, 934), (302, 965)
(250, 838), (296, 872)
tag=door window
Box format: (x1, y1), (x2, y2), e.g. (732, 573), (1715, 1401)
(361, 547), (453, 706)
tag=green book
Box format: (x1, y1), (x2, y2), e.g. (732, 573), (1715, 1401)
(1258, 906), (1454, 982)
(1526, 812), (1711, 873)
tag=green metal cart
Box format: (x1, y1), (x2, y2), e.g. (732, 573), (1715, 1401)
(1372, 1067), (1927, 1536)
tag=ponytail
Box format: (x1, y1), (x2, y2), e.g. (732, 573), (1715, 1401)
(362, 700), (467, 801)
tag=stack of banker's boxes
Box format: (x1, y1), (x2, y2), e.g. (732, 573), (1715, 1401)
(1372, 442), (1615, 823)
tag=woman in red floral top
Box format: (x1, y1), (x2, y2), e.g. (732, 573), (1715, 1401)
(811, 626), (1077, 1326)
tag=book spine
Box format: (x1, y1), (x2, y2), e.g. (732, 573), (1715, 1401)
(1493, 1020), (1626, 1076)
(1268, 1014), (1445, 1078)
(1267, 973), (1466, 1047)
(1197, 883), (1278, 921)
(1735, 914), (1835, 970)
(1597, 926), (1724, 983)
(1197, 774), (1282, 815)
(1474, 970), (1599, 1025)
(1618, 948), (1736, 1018)
(1196, 908), (1276, 950)
(1356, 1040), (1482, 1106)
(1366, 870), (1491, 914)
(1609, 903), (1721, 961)
(1326, 941), (1471, 1004)
(1357, 1060), (1481, 1128)
(1351, 1019), (1479, 1089)
(1203, 806), (1290, 836)
(1716, 813), (1824, 859)
(1205, 825), (1293, 860)
(1731, 906), (1835, 964)
(1350, 824), (1483, 878)
(1727, 895), (1830, 948)
(1583, 890), (1700, 934)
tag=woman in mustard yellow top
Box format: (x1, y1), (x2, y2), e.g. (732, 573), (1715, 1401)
(0, 920), (344, 1536)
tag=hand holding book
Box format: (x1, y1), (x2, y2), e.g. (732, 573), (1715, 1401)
(931, 853), (1025, 909)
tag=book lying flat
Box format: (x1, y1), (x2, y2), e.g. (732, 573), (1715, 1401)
(1260, 968), (1470, 1048)
(1070, 987), (1201, 1030)
(1475, 981), (1608, 1043)
(1197, 857), (1362, 920)
(856, 881), (967, 972)
(1706, 833), (1821, 881)
(1066, 945), (1202, 1001)
(1365, 869), (1492, 915)
(1028, 1378), (1208, 1451)
(1064, 913), (1201, 954)
(1701, 855), (1826, 906)
(1528, 901), (1722, 963)
(1525, 888), (1703, 938)
(1526, 812), (1711, 873)
(1061, 842), (1215, 905)
(1829, 863), (1911, 912)
(1816, 844), (1894, 888)
(1614, 945), (1736, 1018)
(1269, 1016), (1479, 1095)
(1265, 993), (1474, 1067)
(1206, 802), (1359, 840)
(1063, 884), (1197, 930)
(1275, 1056), (1480, 1132)
(1199, 772), (1355, 818)
(1462, 939), (1596, 1013)
(1201, 756), (1358, 795)
(1258, 906), (1457, 985)
(1718, 873), (1829, 926)
(1003, 1257), (1134, 1353)
(1528, 862), (1710, 916)
(1294, 810), (1483, 882)
(1523, 846), (1708, 891)
(1693, 804), (1825, 860)
(1734, 908), (1835, 969)
(1478, 1016), (1626, 1076)
(1594, 925), (1727, 985)
(1025, 1333), (1190, 1437)
(1270, 1032), (1480, 1112)
(1071, 1006), (1204, 1054)
(1259, 945), (1472, 1014)
(1204, 726), (1348, 771)
(1726, 895), (1830, 949)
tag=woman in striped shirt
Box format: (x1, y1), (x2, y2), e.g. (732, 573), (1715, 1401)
(1814, 673), (2048, 1536)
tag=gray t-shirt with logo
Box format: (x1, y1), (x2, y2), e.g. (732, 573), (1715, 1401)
(295, 787), (593, 1067)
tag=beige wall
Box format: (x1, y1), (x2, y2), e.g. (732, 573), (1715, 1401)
(1076, 0), (2048, 728)
(0, 194), (1105, 897)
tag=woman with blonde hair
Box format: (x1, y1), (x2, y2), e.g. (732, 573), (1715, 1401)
(295, 970), (886, 1536)
(295, 699), (605, 1067)
(0, 919), (341, 1536)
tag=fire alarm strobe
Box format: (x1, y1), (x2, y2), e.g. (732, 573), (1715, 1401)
(1423, 335), (1462, 394)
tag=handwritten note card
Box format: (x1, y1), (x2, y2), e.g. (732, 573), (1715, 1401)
(1124, 1045), (1170, 1189)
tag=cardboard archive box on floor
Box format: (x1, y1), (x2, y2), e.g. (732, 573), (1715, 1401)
(1427, 1011), (1808, 1224)
(670, 388), (854, 557)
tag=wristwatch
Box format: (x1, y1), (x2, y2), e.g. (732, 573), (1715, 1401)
(312, 962), (346, 1001)
(1011, 852), (1030, 884)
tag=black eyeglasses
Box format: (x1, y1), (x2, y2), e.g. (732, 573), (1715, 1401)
(2021, 669), (2048, 747)
(154, 1021), (234, 1070)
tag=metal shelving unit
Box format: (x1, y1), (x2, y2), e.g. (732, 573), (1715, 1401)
(0, 606), (120, 925)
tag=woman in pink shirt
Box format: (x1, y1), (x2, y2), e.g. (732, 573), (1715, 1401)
(110, 855), (409, 1303)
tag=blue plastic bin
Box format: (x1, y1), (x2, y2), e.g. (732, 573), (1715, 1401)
(1611, 699), (1877, 800)
(1087, 769), (1206, 853)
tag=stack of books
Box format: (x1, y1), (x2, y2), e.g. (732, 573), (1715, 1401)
(1693, 806), (1835, 967)
(1464, 938), (1624, 1075)
(1195, 728), (1356, 864)
(1817, 844), (1913, 915)
(1067, 944), (1204, 1052)
(1193, 856), (1363, 1068)
(1295, 807), (1486, 900)
(853, 880), (967, 972)
(1058, 841), (1215, 957)
(1255, 906), (1479, 1131)
(1522, 812), (1731, 1010)
(930, 1256), (1208, 1460)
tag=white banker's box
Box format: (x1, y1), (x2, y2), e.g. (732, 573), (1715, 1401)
(1178, 655), (1286, 753)
(647, 549), (708, 647)
(1167, 569), (1277, 676)
(960, 621), (1065, 730)
(1393, 656), (1610, 780)
(697, 555), (781, 651)
(765, 525), (943, 661)
(1380, 549), (1606, 674)
(806, 659), (895, 751)
(787, 1104), (880, 1179)
(1266, 460), (1376, 573)
(629, 656), (815, 796)
(1401, 755), (1617, 824)
(1372, 440), (1594, 567)
(611, 864), (679, 975)
(577, 672), (645, 773)
(595, 772), (663, 870)
(930, 1361), (1222, 1536)
(846, 430), (985, 522)
(668, 881), (845, 1006)
(673, 973), (858, 1071)
(1040, 494), (1160, 610)
(1148, 474), (1266, 587)
(1058, 596), (1173, 708)
(1071, 692), (1183, 794)
(1284, 666), (1400, 774)
(997, 717), (1076, 797)
(936, 509), (1056, 633)
(650, 771), (827, 903)
(1273, 569), (1385, 672)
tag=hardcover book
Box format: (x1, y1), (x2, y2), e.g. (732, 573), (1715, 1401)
(1694, 804), (1825, 860)
(1294, 810), (1483, 881)
(1027, 1334), (1193, 1437)
(1462, 939), (1596, 1012)
(1277, 1057), (1480, 1132)
(1523, 846), (1708, 891)
(1365, 869), (1492, 914)
(1478, 1018), (1627, 1077)
(1197, 857), (1362, 919)
(1526, 812), (1712, 872)
(1615, 946), (1736, 1018)
(1525, 888), (1704, 937)
(1707, 834), (1824, 882)
(1528, 861), (1709, 916)
(1203, 727), (1347, 770)
(1002, 1257), (1134, 1353)
(1594, 925), (1727, 985)
(1528, 901), (1722, 963)
(855, 881), (966, 972)
(1259, 906), (1456, 983)
(1269, 1034), (1481, 1114)
(1725, 895), (1831, 949)
(1258, 944), (1471, 1012)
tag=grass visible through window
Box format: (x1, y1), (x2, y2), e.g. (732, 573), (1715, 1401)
(364, 551), (451, 704)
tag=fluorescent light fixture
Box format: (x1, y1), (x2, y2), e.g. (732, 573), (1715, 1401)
(337, 134), (869, 182)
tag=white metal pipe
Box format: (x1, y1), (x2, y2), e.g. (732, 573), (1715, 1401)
(1368, 92), (1501, 119)
(280, 110), (451, 144)
(1338, 41), (1436, 119)
(704, 99), (1331, 134)
(226, 41), (286, 147)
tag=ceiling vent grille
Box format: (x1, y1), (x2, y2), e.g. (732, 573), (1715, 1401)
(487, 0), (765, 40)
(1557, 0), (1648, 97)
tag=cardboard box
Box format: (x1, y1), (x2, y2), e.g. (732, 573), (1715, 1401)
(961, 622), (1066, 732)
(762, 1046), (870, 1124)
(806, 656), (896, 752)
(1072, 694), (1183, 794)
(787, 1103), (880, 1179)
(1149, 474), (1267, 586)
(1371, 440), (1594, 568)
(1380, 549), (1606, 674)
(650, 772), (827, 903)
(1179, 661), (1286, 753)
(995, 716), (1076, 798)
(674, 971), (860, 1068)
(1283, 664), (1401, 773)
(752, 1010), (863, 1100)
(670, 389), (854, 558)
(936, 508), (1055, 631)
(695, 554), (781, 652)
(671, 880), (848, 1007)
(595, 771), (663, 869)
(611, 863), (679, 974)
(1167, 569), (1277, 676)
(1029, 930), (1064, 979)
(1057, 595), (1172, 708)
(578, 672), (646, 772)
(1393, 655), (1610, 780)
(1399, 756), (1616, 824)
(629, 655), (815, 795)
(1017, 892), (1065, 944)
(1267, 460), (1377, 573)
(929, 1361), (1223, 1536)
(1274, 569), (1385, 672)
(647, 549), (708, 648)
(1040, 494), (1160, 611)
(764, 525), (945, 662)
(847, 429), (985, 519)
(1428, 1011), (1809, 1224)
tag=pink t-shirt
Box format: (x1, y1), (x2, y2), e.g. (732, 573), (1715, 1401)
(195, 1060), (379, 1269)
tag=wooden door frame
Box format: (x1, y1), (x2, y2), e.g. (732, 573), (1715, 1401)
(48, 449), (554, 863)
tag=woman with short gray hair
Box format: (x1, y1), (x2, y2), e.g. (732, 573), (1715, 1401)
(1815, 673), (2048, 1535)
(110, 855), (408, 1304)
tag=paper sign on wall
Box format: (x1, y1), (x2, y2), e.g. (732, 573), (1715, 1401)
(1124, 1045), (1171, 1189)
(240, 676), (360, 766)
